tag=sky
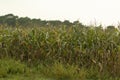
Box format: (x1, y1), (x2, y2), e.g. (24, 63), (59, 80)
(0, 0), (120, 26)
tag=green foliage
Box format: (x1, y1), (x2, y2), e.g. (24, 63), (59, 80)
(0, 58), (29, 78)
(0, 14), (84, 27)
(0, 24), (120, 79)
(0, 14), (18, 27)
(36, 62), (87, 80)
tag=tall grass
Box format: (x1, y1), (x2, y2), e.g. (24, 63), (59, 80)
(0, 25), (120, 79)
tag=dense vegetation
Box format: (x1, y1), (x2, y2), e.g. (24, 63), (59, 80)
(0, 14), (84, 27)
(0, 14), (120, 80)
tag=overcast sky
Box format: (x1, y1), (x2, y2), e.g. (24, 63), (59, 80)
(0, 0), (120, 26)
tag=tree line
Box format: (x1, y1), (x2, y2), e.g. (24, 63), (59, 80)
(0, 14), (117, 30)
(0, 14), (84, 27)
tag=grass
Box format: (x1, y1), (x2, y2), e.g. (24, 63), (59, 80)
(0, 58), (120, 80)
(0, 75), (53, 80)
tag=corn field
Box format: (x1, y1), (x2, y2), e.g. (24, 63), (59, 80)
(0, 25), (120, 78)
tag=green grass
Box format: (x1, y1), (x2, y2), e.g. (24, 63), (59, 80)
(0, 58), (119, 80)
(0, 74), (48, 80)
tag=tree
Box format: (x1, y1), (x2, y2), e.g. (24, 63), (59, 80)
(0, 14), (18, 27)
(17, 17), (31, 27)
(107, 25), (116, 30)
(63, 20), (72, 26)
(73, 20), (84, 27)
